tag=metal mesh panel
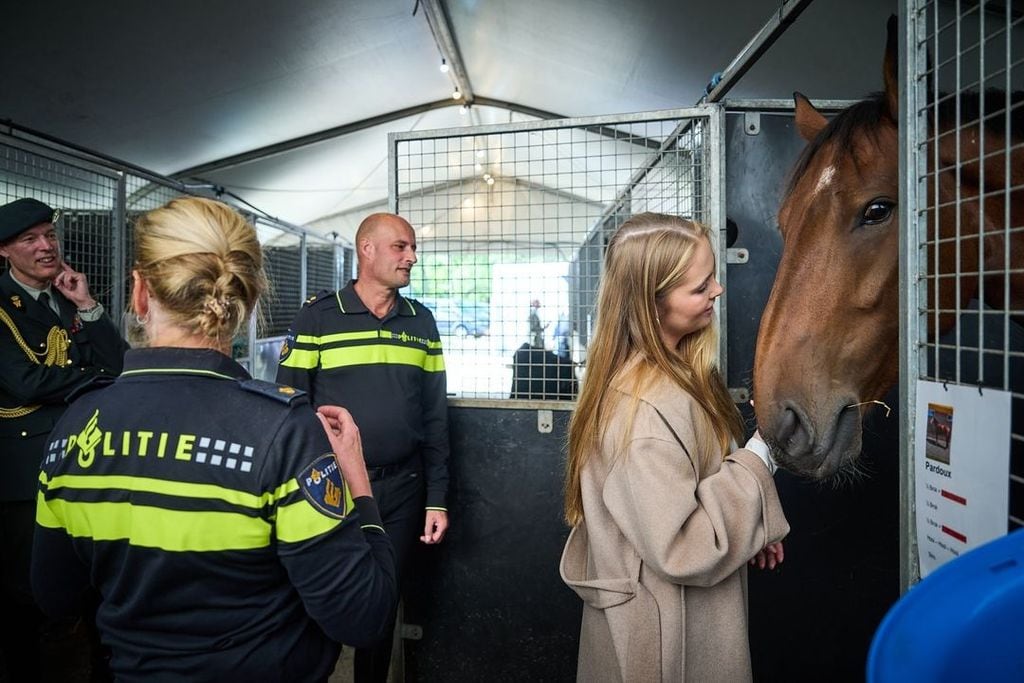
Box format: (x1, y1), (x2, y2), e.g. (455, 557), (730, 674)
(262, 245), (303, 338)
(1, 132), (345, 383)
(307, 244), (339, 297)
(392, 109), (718, 400)
(909, 1), (1024, 530)
(0, 141), (120, 312)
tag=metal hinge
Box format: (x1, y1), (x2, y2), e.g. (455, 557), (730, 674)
(401, 623), (423, 640)
(744, 112), (760, 135)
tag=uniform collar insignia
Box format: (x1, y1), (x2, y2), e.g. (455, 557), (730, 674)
(10, 295), (22, 309)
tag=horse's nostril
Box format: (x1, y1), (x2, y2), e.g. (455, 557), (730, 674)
(776, 404), (812, 456)
(776, 407), (796, 442)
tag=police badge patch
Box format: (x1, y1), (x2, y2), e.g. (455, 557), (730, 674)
(297, 453), (351, 519)
(278, 333), (295, 361)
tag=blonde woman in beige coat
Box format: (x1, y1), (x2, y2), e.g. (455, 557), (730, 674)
(560, 213), (789, 682)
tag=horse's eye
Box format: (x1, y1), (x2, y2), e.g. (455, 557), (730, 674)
(861, 200), (895, 225)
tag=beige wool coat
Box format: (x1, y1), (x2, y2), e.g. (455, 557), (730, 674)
(560, 370), (789, 682)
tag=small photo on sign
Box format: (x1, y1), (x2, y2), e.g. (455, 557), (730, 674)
(925, 403), (953, 464)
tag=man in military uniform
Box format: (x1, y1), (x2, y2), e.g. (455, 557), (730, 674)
(0, 197), (129, 680)
(277, 212), (449, 683)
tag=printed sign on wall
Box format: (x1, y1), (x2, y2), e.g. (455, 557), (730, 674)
(915, 380), (1012, 577)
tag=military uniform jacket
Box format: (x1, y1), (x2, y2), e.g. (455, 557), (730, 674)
(276, 281), (450, 509)
(0, 270), (129, 500)
(32, 347), (398, 683)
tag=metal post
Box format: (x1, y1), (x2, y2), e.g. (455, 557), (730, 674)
(112, 173), (128, 333)
(703, 0), (816, 104)
(299, 233), (308, 303)
(708, 107), (729, 378)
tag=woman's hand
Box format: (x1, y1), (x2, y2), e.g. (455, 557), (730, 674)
(749, 541), (784, 570)
(316, 405), (372, 498)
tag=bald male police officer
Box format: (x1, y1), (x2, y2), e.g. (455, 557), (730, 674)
(0, 198), (129, 680)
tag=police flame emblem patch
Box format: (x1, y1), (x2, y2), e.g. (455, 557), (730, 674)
(297, 453), (350, 519)
(278, 333), (295, 361)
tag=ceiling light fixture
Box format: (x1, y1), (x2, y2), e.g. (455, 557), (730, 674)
(452, 87), (462, 100)
(440, 58), (449, 73)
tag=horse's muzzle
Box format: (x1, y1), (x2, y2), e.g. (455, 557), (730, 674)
(766, 398), (862, 479)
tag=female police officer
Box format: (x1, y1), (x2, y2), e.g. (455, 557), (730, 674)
(31, 197), (397, 682)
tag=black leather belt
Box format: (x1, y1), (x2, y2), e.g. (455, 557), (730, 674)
(366, 460), (414, 482)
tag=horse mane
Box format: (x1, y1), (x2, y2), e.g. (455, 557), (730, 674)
(784, 92), (891, 199)
(784, 88), (1024, 199)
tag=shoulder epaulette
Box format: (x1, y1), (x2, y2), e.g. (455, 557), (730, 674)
(238, 378), (307, 404)
(66, 375), (116, 403)
(303, 289), (334, 308)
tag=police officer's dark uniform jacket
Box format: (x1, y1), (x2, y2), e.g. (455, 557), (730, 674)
(32, 347), (398, 682)
(0, 269), (128, 500)
(276, 282), (450, 509)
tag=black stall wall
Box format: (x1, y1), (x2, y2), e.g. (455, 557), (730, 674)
(403, 406), (580, 682)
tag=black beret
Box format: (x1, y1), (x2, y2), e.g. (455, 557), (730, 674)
(0, 198), (60, 243)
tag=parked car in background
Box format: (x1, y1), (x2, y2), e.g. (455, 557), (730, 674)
(415, 297), (470, 337)
(459, 303), (490, 337)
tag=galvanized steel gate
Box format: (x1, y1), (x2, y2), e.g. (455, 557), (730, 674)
(900, 0), (1024, 586)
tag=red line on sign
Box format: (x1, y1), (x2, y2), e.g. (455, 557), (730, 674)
(940, 489), (967, 505)
(941, 525), (967, 543)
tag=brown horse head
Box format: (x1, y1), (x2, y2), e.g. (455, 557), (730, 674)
(753, 19), (901, 479)
(754, 16), (1024, 480)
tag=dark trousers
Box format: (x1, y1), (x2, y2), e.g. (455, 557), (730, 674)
(1, 500), (109, 683)
(353, 460), (425, 683)
(1, 500), (42, 682)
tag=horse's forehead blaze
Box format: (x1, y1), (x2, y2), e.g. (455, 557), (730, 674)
(812, 164), (836, 195)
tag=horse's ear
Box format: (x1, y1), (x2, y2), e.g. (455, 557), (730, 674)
(793, 92), (827, 141)
(883, 14), (899, 121)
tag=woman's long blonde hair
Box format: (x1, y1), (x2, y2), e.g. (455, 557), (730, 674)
(564, 213), (743, 525)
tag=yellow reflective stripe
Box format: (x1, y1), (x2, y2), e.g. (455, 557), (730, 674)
(40, 498), (271, 551)
(297, 331), (442, 349)
(276, 482), (354, 543)
(120, 368), (236, 380)
(36, 491), (61, 529)
(43, 474), (288, 509)
(280, 348), (319, 370)
(296, 331), (378, 345)
(320, 344), (445, 371)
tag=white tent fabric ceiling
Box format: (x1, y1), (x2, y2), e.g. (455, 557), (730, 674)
(2, 0), (896, 239)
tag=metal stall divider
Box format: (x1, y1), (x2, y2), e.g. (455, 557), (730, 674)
(901, 0), (1024, 585)
(0, 129), (346, 382)
(387, 107), (724, 681)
